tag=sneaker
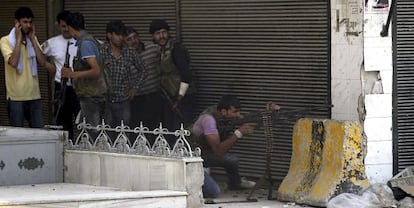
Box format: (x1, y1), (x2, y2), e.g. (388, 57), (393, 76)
(239, 177), (256, 189)
(228, 177), (256, 190)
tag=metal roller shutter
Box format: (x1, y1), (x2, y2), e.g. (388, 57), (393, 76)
(393, 0), (414, 174)
(180, 0), (331, 182)
(64, 0), (331, 184)
(0, 1), (51, 126)
(64, 0), (177, 42)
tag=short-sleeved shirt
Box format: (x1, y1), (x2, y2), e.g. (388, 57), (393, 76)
(0, 35), (41, 101)
(192, 114), (219, 137)
(41, 35), (76, 84)
(72, 31), (107, 98)
(78, 40), (100, 62)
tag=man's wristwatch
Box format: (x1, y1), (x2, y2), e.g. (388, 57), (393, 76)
(234, 129), (243, 139)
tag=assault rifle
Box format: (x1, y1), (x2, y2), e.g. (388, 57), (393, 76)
(54, 41), (71, 124)
(216, 104), (333, 138)
(160, 87), (184, 120)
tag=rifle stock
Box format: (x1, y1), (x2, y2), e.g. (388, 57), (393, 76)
(160, 87), (184, 120)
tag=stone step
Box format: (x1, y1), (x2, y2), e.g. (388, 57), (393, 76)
(0, 183), (187, 208)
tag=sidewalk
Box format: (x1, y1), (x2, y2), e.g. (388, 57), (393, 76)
(203, 189), (315, 208)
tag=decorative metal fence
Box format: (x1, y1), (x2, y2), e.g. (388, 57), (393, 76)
(65, 118), (201, 158)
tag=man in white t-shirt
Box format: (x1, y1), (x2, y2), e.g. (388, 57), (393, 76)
(42, 10), (80, 141)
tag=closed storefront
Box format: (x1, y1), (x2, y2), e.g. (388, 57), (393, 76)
(65, 0), (177, 41)
(180, 0), (331, 181)
(393, 0), (414, 173)
(64, 0), (331, 183)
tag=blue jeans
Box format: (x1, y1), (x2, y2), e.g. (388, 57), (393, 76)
(203, 169), (221, 198)
(106, 99), (131, 127)
(8, 99), (43, 128)
(203, 152), (242, 188)
(79, 97), (106, 127)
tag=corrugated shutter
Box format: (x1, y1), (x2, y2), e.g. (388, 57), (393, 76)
(64, 0), (177, 42)
(0, 1), (51, 126)
(393, 0), (414, 173)
(180, 0), (331, 182)
(64, 0), (331, 183)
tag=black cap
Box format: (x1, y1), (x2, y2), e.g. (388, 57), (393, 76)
(149, 19), (169, 34)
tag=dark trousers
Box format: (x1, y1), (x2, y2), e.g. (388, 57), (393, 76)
(203, 153), (242, 187)
(131, 92), (162, 130)
(160, 93), (194, 130)
(160, 94), (194, 147)
(54, 82), (80, 141)
(130, 92), (162, 144)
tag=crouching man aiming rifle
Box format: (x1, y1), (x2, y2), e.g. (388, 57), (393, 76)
(191, 94), (280, 198)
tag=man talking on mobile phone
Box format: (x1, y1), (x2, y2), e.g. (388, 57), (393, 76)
(0, 7), (48, 128)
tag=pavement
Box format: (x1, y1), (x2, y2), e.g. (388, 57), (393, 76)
(203, 188), (315, 208)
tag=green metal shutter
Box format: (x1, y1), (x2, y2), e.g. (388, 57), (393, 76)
(180, 0), (331, 182)
(0, 1), (51, 126)
(393, 0), (414, 174)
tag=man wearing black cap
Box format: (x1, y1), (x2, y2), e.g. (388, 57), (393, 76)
(149, 19), (194, 130)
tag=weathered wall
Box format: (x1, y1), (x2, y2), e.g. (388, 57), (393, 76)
(331, 0), (393, 184)
(363, 0), (393, 183)
(331, 0), (363, 122)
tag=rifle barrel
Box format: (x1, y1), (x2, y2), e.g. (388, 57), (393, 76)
(218, 104), (332, 131)
(54, 41), (72, 124)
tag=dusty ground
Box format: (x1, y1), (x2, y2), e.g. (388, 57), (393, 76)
(203, 188), (315, 208)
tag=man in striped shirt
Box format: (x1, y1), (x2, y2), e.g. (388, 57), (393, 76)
(124, 27), (161, 131)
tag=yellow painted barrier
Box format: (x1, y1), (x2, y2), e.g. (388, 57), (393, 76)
(277, 118), (369, 207)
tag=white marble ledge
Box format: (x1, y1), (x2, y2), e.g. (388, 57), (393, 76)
(0, 183), (187, 205)
(0, 126), (66, 141)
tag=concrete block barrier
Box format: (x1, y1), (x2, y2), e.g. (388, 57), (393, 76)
(277, 118), (369, 207)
